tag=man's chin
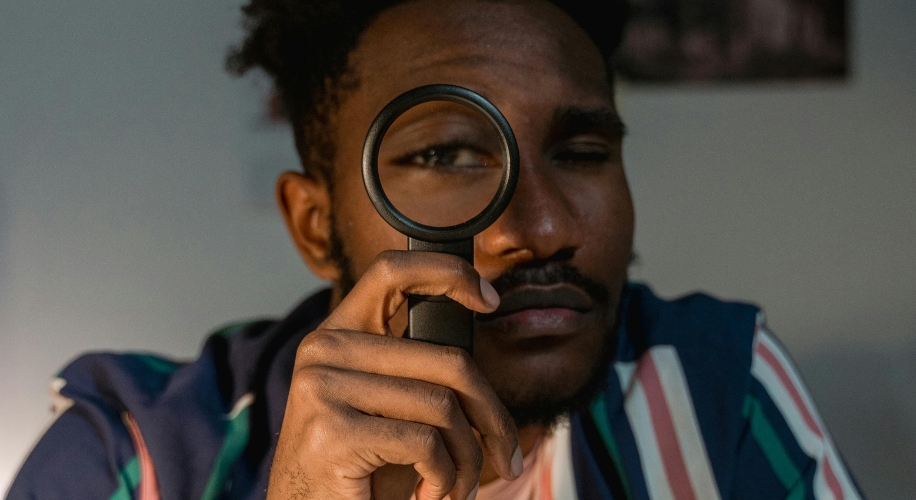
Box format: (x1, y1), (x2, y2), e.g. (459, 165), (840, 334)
(483, 343), (614, 428)
(501, 372), (610, 428)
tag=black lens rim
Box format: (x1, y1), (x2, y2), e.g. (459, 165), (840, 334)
(362, 84), (519, 243)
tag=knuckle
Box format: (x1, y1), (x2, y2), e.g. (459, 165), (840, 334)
(426, 386), (458, 417)
(296, 330), (342, 365)
(305, 415), (342, 455)
(293, 366), (332, 401)
(445, 255), (475, 285)
(373, 250), (405, 279)
(307, 415), (334, 443)
(415, 425), (442, 458)
(441, 345), (473, 374)
(456, 256), (476, 279)
(307, 411), (363, 462)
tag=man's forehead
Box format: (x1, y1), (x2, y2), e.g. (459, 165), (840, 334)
(348, 0), (612, 106)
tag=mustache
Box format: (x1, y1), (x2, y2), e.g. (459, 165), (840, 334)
(487, 262), (610, 305)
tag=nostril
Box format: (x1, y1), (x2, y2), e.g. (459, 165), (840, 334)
(551, 248), (576, 262)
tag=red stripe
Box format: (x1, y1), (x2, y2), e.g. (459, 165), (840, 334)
(822, 459), (845, 500)
(755, 334), (845, 500)
(755, 340), (823, 439)
(540, 453), (553, 500)
(124, 413), (161, 500)
(639, 353), (697, 500)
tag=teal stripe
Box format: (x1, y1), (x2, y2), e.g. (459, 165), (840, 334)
(213, 322), (253, 339)
(743, 394), (806, 496)
(787, 482), (807, 500)
(200, 403), (252, 500)
(108, 456), (141, 500)
(130, 354), (180, 375)
(589, 393), (634, 500)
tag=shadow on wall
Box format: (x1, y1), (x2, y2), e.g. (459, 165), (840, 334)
(798, 342), (916, 500)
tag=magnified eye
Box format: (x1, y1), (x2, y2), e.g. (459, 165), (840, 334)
(394, 142), (495, 172)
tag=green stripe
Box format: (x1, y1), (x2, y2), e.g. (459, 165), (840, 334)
(787, 482), (807, 500)
(130, 354), (180, 375)
(743, 394), (805, 496)
(213, 322), (253, 339)
(590, 393), (634, 500)
(200, 404), (251, 500)
(108, 456), (141, 500)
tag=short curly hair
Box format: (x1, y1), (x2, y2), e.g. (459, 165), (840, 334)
(226, 0), (630, 181)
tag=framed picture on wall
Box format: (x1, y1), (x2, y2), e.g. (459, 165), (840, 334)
(617, 0), (849, 82)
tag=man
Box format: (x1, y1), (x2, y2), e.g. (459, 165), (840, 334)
(8, 1), (862, 499)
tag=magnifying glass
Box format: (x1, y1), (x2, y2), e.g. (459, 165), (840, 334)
(362, 84), (520, 353)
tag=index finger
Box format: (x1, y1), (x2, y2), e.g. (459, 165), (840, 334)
(322, 250), (500, 335)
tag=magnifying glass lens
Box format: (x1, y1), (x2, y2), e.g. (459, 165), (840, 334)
(378, 101), (503, 228)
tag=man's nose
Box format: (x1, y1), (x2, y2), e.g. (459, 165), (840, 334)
(476, 152), (581, 267)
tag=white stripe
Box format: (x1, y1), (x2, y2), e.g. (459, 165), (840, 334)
(228, 392), (255, 420)
(617, 361), (637, 393)
(49, 377), (74, 418)
(752, 325), (861, 500)
(650, 347), (721, 500)
(550, 420), (578, 500)
(617, 360), (676, 500)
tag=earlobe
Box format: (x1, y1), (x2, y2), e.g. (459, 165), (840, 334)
(276, 171), (340, 281)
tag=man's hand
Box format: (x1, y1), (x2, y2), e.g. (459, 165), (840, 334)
(267, 251), (522, 500)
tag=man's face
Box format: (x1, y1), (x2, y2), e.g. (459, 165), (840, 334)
(322, 0), (634, 425)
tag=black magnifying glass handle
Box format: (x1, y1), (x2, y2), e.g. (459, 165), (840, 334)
(407, 238), (474, 352)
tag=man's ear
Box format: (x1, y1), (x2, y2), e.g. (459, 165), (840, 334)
(276, 171), (340, 281)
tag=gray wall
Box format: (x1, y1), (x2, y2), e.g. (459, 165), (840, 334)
(1, 0), (913, 496)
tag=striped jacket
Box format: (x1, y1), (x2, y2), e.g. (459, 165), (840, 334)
(7, 284), (863, 499)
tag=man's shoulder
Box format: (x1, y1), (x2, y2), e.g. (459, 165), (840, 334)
(56, 287), (332, 411)
(56, 319), (276, 407)
(9, 319), (279, 500)
(14, 289), (332, 499)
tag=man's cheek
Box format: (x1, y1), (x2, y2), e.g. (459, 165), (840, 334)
(340, 210), (407, 273)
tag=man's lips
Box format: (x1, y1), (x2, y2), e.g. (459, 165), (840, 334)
(476, 285), (595, 322)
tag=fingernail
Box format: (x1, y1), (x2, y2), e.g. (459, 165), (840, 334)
(467, 484), (480, 500)
(480, 277), (500, 309)
(510, 445), (524, 477)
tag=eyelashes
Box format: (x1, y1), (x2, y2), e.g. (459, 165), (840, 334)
(553, 148), (611, 163)
(391, 141), (498, 172)
(389, 139), (619, 171)
(551, 140), (618, 168)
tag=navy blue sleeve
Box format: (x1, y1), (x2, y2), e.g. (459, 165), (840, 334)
(7, 399), (138, 499)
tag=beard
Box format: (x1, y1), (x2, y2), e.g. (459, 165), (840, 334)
(495, 339), (615, 428)
(327, 208), (358, 297)
(328, 222), (623, 429)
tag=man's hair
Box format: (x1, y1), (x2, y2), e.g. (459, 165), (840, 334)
(226, 0), (630, 181)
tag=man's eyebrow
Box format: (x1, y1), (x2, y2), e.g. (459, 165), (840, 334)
(549, 107), (627, 139)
